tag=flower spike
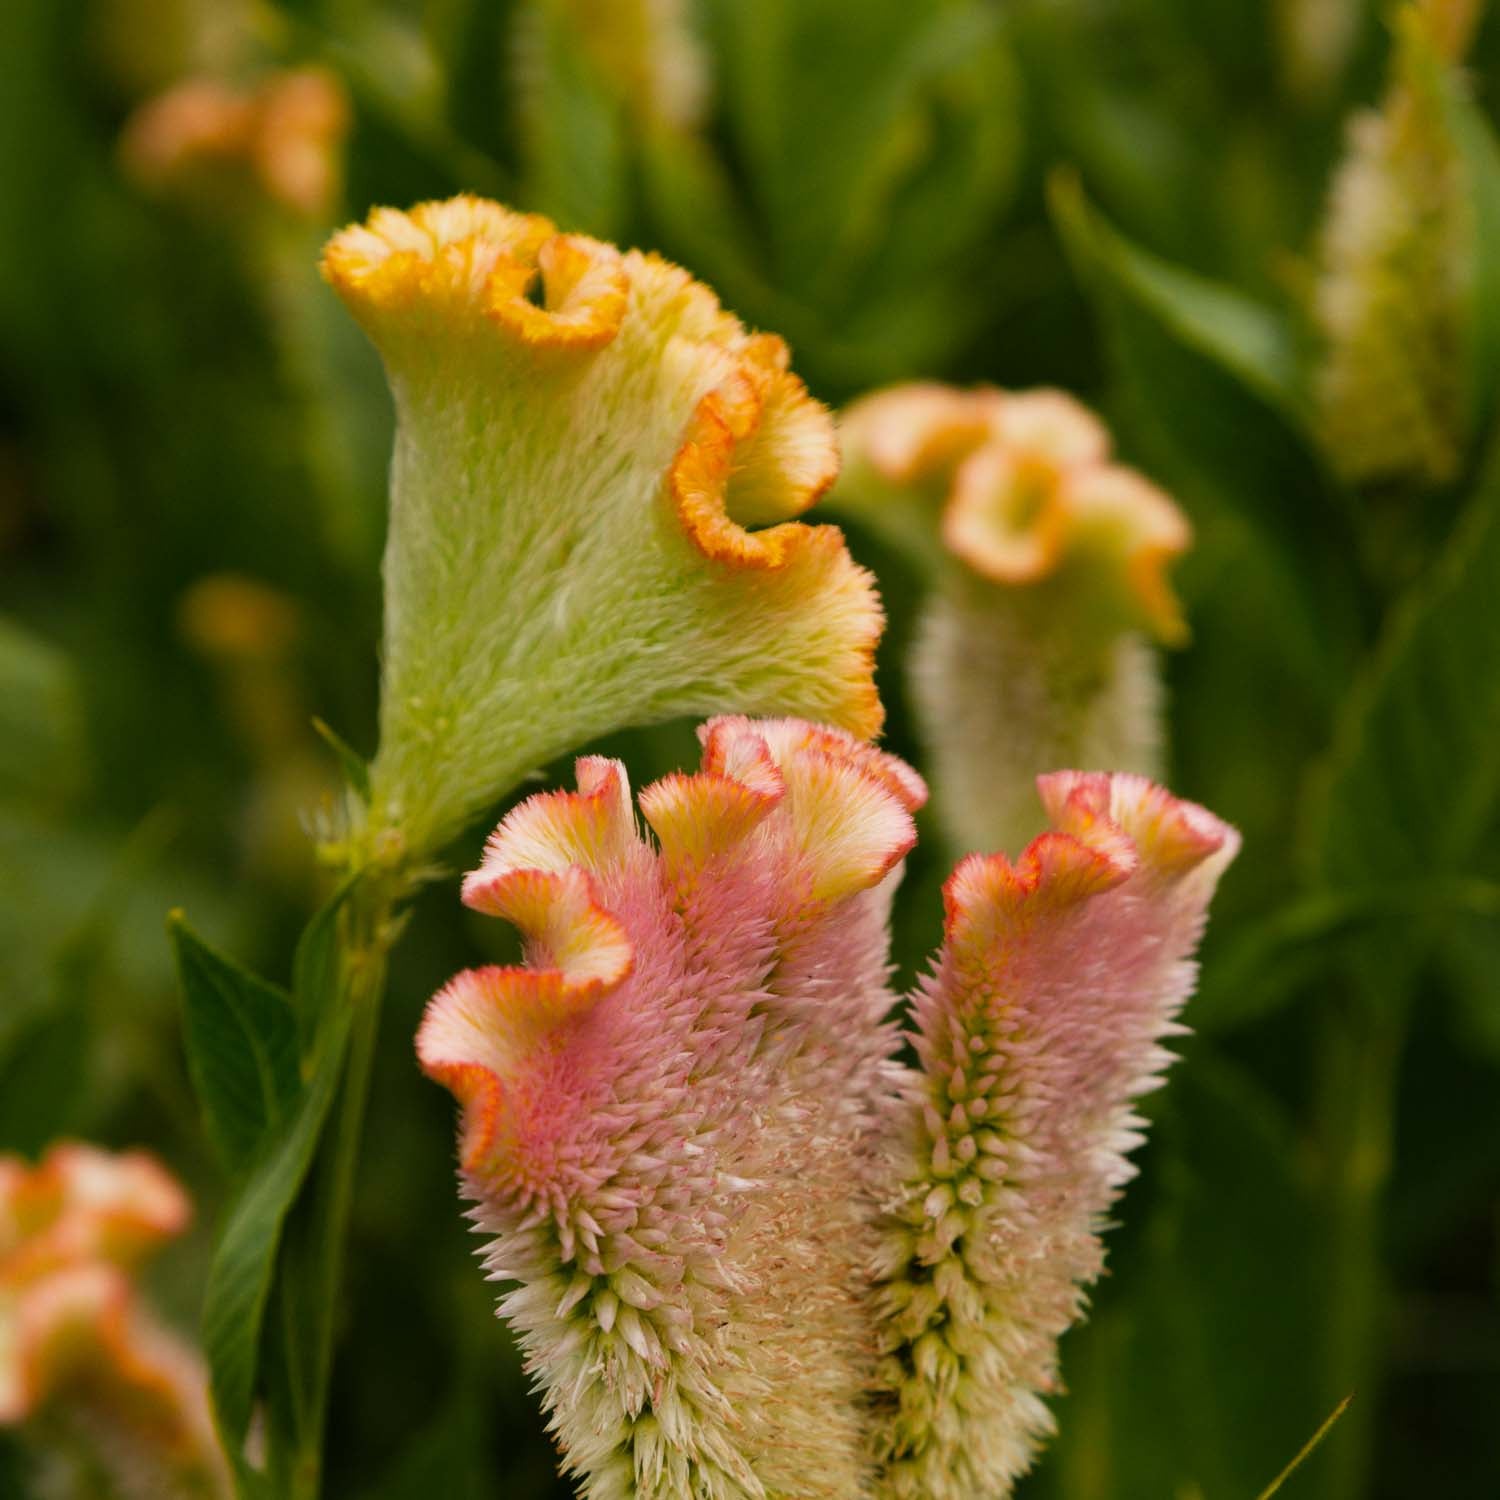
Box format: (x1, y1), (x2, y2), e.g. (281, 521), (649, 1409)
(419, 719), (1236, 1498)
(834, 383), (1191, 854)
(868, 774), (1237, 1498)
(322, 198), (882, 859)
(0, 1143), (229, 1499)
(1313, 1), (1480, 488)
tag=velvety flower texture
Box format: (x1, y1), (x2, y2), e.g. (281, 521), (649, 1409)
(0, 1142), (228, 1500)
(322, 197), (880, 859)
(418, 716), (1237, 1499)
(834, 385), (1191, 856)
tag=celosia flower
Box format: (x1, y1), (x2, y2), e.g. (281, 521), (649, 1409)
(321, 198), (881, 859)
(835, 384), (1191, 855)
(417, 715), (1236, 1498)
(119, 67), (350, 220)
(0, 1142), (229, 1500)
(1313, 1), (1480, 488)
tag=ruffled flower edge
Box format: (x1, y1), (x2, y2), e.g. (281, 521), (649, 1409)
(416, 718), (927, 1175)
(322, 195), (849, 577)
(840, 383), (1192, 644)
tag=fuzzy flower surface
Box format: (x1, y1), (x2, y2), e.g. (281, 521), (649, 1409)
(417, 715), (1236, 1498)
(834, 384), (1190, 855)
(0, 1142), (229, 1500)
(322, 197), (881, 858)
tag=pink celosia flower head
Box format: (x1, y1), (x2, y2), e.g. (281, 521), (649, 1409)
(418, 718), (1236, 1498)
(419, 716), (924, 1498)
(0, 1143), (229, 1499)
(871, 772), (1239, 1497)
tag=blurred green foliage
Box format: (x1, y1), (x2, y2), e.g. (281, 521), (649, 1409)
(3, 0), (1499, 1496)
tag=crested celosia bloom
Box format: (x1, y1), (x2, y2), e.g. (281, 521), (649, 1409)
(322, 197), (881, 859)
(1313, 0), (1479, 488)
(834, 384), (1191, 856)
(119, 67), (350, 220)
(0, 1142), (229, 1500)
(417, 715), (1237, 1498)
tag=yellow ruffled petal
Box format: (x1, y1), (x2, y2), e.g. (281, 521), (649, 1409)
(322, 198), (883, 857)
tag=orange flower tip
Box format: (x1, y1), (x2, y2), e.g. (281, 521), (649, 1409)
(466, 756), (635, 887)
(459, 867), (634, 989)
(1037, 771), (1238, 876)
(0, 1262), (134, 1423)
(943, 450), (1191, 637)
(942, 835), (1134, 937)
(943, 771), (1238, 933)
(943, 446), (1071, 584)
(1065, 465), (1193, 645)
(995, 388), (1111, 469)
(667, 341), (840, 570)
(1, 1144), (192, 1277)
(690, 717), (926, 901)
(842, 383), (1008, 485)
(638, 771), (783, 874)
(321, 197), (627, 352)
(417, 957), (631, 1170)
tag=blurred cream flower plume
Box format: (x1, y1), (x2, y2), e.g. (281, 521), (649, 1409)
(0, 1143), (229, 1500)
(418, 716), (1236, 1498)
(321, 196), (882, 862)
(835, 384), (1191, 855)
(1313, 0), (1487, 489)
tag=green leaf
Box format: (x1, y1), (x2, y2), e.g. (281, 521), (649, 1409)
(169, 913), (302, 1177)
(312, 718), (371, 806)
(1049, 172), (1365, 682)
(291, 875), (356, 1044)
(201, 1002), (354, 1457)
(1309, 442), (1500, 894)
(708, 0), (1012, 296)
(170, 906), (301, 1176)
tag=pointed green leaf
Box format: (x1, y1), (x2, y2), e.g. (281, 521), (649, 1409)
(312, 717), (371, 805)
(292, 875), (358, 1044)
(1049, 172), (1365, 681)
(169, 913), (301, 1176)
(201, 1003), (353, 1456)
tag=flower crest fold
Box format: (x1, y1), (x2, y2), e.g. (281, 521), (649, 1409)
(321, 198), (882, 858)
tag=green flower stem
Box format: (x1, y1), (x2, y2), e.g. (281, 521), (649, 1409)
(271, 873), (403, 1500)
(1315, 989), (1406, 1500)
